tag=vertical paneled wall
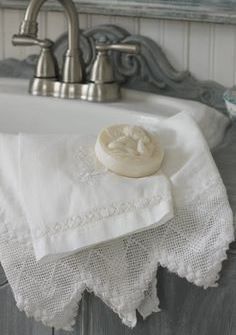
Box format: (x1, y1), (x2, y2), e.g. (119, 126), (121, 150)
(0, 8), (236, 87)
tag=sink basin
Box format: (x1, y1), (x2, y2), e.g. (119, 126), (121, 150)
(0, 78), (229, 148)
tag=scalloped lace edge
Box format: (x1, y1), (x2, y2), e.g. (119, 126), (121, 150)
(15, 261), (160, 330)
(13, 226), (234, 331)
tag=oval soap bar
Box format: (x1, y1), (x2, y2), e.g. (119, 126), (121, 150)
(95, 124), (164, 178)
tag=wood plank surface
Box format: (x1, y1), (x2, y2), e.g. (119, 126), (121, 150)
(1, 0), (236, 24)
(0, 281), (52, 335)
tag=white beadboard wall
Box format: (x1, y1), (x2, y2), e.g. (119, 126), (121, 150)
(0, 8), (236, 87)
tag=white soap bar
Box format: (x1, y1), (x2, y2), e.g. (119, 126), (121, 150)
(95, 124), (164, 178)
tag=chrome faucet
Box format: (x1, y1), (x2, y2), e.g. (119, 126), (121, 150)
(12, 0), (139, 102)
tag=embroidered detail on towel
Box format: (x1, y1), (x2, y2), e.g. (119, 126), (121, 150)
(33, 194), (165, 239)
(70, 144), (107, 184)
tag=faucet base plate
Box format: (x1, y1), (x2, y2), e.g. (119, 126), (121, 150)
(29, 77), (59, 97)
(29, 78), (120, 102)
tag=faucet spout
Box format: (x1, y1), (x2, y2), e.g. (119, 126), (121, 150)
(19, 0), (83, 83)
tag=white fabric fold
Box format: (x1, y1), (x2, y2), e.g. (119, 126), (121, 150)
(19, 134), (173, 262)
(0, 111), (234, 331)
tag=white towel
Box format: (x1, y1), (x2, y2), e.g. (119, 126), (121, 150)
(0, 112), (234, 331)
(19, 134), (173, 262)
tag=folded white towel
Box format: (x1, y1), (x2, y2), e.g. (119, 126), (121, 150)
(0, 112), (234, 331)
(19, 134), (173, 262)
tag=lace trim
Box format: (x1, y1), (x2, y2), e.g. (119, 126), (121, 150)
(0, 207), (234, 331)
(33, 194), (164, 239)
(14, 256), (161, 330)
(16, 285), (85, 331)
(158, 228), (233, 289)
(0, 161), (234, 331)
(10, 230), (234, 331)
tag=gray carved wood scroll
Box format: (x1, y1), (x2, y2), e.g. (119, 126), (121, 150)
(0, 24), (236, 335)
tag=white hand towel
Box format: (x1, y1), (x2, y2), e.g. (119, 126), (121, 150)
(0, 112), (234, 331)
(19, 134), (173, 262)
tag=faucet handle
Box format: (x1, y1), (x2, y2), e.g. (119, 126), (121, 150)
(12, 35), (53, 49)
(90, 42), (140, 84)
(87, 42), (140, 102)
(12, 34), (58, 80)
(95, 43), (140, 54)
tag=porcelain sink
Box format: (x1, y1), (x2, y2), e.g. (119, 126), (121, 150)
(0, 78), (228, 147)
